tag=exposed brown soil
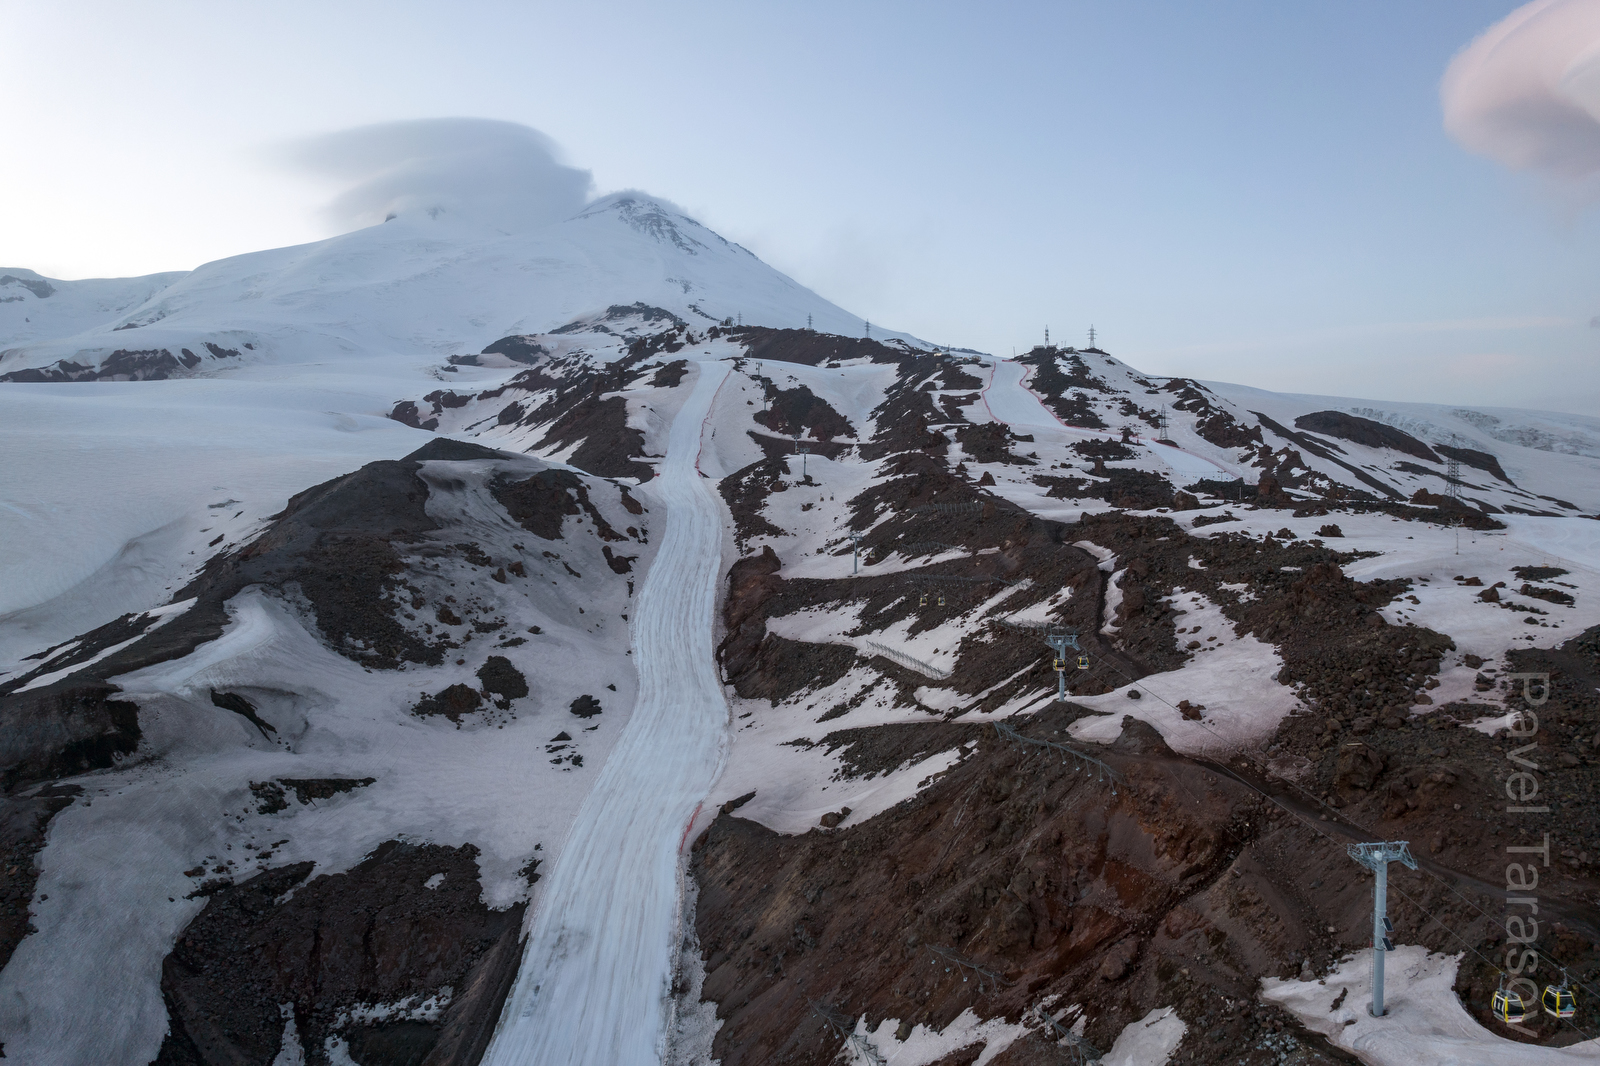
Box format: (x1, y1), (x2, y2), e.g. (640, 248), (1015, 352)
(486, 467), (624, 541)
(154, 840), (525, 1066)
(720, 326), (912, 369)
(691, 338), (1600, 1063)
(694, 716), (1384, 1065)
(719, 457), (790, 550)
(1437, 443), (1514, 484)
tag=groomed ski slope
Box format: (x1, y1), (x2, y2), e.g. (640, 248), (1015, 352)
(482, 358), (732, 1066)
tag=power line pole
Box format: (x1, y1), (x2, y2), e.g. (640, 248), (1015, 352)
(1347, 841), (1416, 1017)
(1087, 325), (1097, 348)
(1045, 325), (1050, 347)
(849, 530), (865, 574)
(807, 312), (813, 331)
(864, 320), (871, 339)
(1159, 406), (1170, 442)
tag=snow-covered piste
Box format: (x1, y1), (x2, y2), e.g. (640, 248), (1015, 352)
(483, 359), (732, 1066)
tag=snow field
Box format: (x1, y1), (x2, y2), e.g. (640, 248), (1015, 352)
(0, 448), (650, 1064)
(1204, 380), (1600, 515)
(0, 369), (430, 668)
(482, 359), (733, 1066)
(1, 196), (927, 379)
(1260, 946), (1600, 1064)
(0, 586), (633, 1063)
(1066, 589), (1302, 756)
(815, 1003), (1185, 1066)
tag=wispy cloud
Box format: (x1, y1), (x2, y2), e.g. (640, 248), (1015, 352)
(280, 118), (593, 232)
(1441, 0), (1600, 181)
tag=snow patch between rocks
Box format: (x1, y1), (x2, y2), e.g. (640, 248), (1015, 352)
(1260, 946), (1600, 1065)
(1101, 1006), (1187, 1066)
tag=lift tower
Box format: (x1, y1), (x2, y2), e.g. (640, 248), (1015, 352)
(1044, 631), (1082, 702)
(1347, 841), (1417, 1017)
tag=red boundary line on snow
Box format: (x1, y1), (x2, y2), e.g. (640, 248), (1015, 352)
(680, 800), (705, 853)
(978, 359), (1000, 422)
(694, 363), (733, 477)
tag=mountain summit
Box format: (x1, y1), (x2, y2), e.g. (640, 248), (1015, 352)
(0, 193), (913, 382)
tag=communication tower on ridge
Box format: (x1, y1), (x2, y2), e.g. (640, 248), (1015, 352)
(1087, 325), (1097, 348)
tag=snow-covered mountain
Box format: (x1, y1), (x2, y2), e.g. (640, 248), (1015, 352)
(2, 193), (1598, 1066)
(0, 193), (915, 382)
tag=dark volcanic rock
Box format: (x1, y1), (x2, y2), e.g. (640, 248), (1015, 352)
(0, 438), (513, 770)
(476, 656), (529, 707)
(755, 384), (856, 441)
(209, 690), (277, 741)
(0, 348), (198, 382)
(0, 684), (140, 791)
(535, 394), (653, 481)
(0, 785), (79, 971)
(481, 335), (549, 363)
(154, 840), (525, 1066)
(491, 469), (584, 540)
(414, 684), (484, 723)
(955, 423), (1033, 465)
(278, 777), (376, 805)
(1293, 411), (1440, 463)
(690, 707), (1355, 1065)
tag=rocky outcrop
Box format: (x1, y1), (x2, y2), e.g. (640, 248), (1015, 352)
(154, 840), (526, 1066)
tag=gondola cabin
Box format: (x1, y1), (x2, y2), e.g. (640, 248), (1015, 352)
(1492, 988), (1527, 1024)
(1542, 984), (1576, 1019)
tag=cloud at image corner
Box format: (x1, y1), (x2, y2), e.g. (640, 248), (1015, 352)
(1441, 0), (1600, 181)
(279, 117), (596, 232)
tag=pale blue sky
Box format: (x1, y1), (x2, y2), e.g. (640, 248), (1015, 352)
(2, 1), (1595, 411)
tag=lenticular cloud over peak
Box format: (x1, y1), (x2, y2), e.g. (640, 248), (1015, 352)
(285, 117), (595, 231)
(1441, 0), (1600, 181)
